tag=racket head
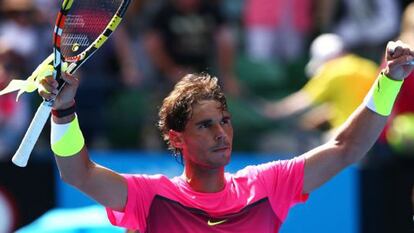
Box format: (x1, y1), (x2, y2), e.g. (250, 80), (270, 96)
(53, 0), (131, 77)
(10, 0), (131, 167)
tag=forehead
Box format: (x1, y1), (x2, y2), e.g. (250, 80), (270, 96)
(189, 100), (228, 121)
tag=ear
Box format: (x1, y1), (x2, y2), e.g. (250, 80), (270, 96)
(169, 130), (184, 149)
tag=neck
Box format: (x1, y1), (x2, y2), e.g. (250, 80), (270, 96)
(183, 164), (225, 193)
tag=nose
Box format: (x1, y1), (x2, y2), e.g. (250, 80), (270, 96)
(214, 124), (226, 141)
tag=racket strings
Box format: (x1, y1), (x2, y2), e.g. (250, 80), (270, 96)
(65, 15), (86, 28)
(60, 0), (123, 57)
(61, 34), (89, 48)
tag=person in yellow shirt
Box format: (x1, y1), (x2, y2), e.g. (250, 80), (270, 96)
(263, 33), (378, 134)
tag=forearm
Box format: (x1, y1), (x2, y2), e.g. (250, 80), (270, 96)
(264, 91), (313, 119)
(328, 72), (404, 163)
(55, 146), (92, 186)
(52, 113), (91, 185)
(113, 27), (134, 67)
(145, 32), (179, 77)
(52, 113), (127, 210)
(330, 105), (387, 163)
(216, 27), (235, 76)
(302, 106), (387, 193)
(303, 41), (414, 193)
(55, 147), (127, 210)
(41, 73), (127, 211)
(300, 104), (331, 130)
(113, 27), (140, 79)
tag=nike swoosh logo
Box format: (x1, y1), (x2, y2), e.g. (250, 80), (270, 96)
(207, 219), (227, 226)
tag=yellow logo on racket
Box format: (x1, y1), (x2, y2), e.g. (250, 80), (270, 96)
(72, 43), (80, 52)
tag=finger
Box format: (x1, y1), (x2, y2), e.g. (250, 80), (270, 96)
(39, 89), (55, 100)
(391, 46), (404, 58)
(387, 55), (414, 69)
(391, 40), (414, 60)
(61, 72), (79, 86)
(38, 81), (56, 99)
(44, 76), (59, 90)
(387, 40), (407, 58)
(386, 41), (397, 60)
(39, 78), (58, 95)
(400, 43), (412, 56)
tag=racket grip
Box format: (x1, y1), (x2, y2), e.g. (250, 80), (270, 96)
(12, 101), (53, 167)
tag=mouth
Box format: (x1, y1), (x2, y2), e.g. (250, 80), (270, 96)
(211, 146), (230, 153)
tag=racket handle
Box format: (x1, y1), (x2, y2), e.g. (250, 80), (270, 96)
(12, 101), (53, 167)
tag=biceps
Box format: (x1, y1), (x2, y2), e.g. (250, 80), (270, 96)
(82, 165), (128, 211)
(302, 143), (349, 193)
(56, 150), (128, 211)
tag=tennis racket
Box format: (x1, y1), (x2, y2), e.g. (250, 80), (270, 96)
(12, 0), (131, 167)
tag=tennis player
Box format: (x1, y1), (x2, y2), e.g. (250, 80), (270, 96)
(39, 40), (414, 232)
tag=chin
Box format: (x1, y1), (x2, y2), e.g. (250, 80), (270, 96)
(210, 151), (231, 166)
(223, 155), (231, 166)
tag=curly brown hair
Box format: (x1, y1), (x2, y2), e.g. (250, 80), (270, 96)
(158, 73), (228, 154)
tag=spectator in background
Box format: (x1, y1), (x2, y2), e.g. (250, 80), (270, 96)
(72, 0), (157, 149)
(111, 0), (159, 89)
(73, 42), (124, 149)
(0, 0), (40, 71)
(104, 0), (168, 150)
(145, 0), (240, 96)
(315, 0), (399, 60)
(0, 0), (56, 156)
(0, 62), (30, 160)
(262, 34), (378, 139)
(108, 0), (243, 151)
(243, 0), (313, 64)
(361, 3), (414, 232)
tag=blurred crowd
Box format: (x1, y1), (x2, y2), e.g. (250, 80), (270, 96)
(0, 0), (412, 156)
(0, 0), (414, 232)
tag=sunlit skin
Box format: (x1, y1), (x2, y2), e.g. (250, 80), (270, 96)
(169, 100), (233, 192)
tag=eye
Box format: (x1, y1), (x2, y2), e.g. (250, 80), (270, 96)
(220, 117), (231, 125)
(198, 122), (211, 129)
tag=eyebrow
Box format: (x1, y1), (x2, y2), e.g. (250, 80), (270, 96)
(194, 114), (231, 126)
(222, 115), (231, 120)
(195, 119), (213, 126)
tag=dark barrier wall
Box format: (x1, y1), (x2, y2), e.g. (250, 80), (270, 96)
(0, 160), (55, 231)
(360, 156), (414, 233)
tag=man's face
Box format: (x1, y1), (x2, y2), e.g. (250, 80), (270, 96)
(172, 100), (233, 169)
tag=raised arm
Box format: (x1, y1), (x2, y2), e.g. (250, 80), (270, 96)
(302, 41), (414, 193)
(262, 90), (313, 120)
(145, 30), (185, 83)
(215, 26), (241, 96)
(39, 74), (127, 211)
